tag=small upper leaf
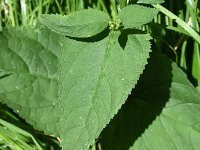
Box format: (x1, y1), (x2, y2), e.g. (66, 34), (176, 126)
(40, 9), (110, 38)
(118, 5), (158, 29)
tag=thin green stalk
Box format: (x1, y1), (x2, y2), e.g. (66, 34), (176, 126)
(13, 1), (19, 26)
(8, 0), (15, 26)
(153, 34), (177, 56)
(28, 1), (50, 25)
(76, 0), (79, 11)
(180, 39), (188, 70)
(153, 4), (200, 45)
(55, 0), (63, 14)
(166, 26), (190, 36)
(110, 0), (118, 20)
(0, 3), (2, 31)
(66, 0), (71, 13)
(0, 119), (43, 150)
(20, 0), (27, 25)
(38, 0), (43, 16)
(44, 0), (51, 14)
(186, 0), (200, 85)
(120, 0), (127, 9)
(97, 0), (101, 10)
(77, 0), (84, 11)
(192, 41), (200, 85)
(98, 0), (109, 14)
(0, 126), (35, 150)
(72, 0), (76, 12)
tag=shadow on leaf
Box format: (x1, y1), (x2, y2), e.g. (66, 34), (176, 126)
(98, 52), (172, 150)
(67, 27), (110, 42)
(118, 29), (146, 49)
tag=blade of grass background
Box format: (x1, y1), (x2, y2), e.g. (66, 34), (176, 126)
(153, 4), (200, 45)
(185, 0), (200, 85)
(120, 0), (127, 9)
(66, 0), (71, 13)
(0, 119), (43, 150)
(192, 42), (200, 85)
(8, 0), (15, 26)
(38, 0), (43, 16)
(72, 0), (76, 12)
(0, 119), (42, 150)
(13, 0), (19, 26)
(153, 2), (200, 86)
(97, 0), (109, 13)
(20, 0), (27, 25)
(166, 26), (190, 36)
(55, 0), (63, 14)
(180, 38), (188, 71)
(0, 3), (2, 31)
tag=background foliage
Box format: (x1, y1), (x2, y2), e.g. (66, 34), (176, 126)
(0, 0), (200, 149)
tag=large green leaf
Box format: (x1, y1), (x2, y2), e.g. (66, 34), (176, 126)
(0, 26), (153, 149)
(119, 5), (158, 29)
(58, 31), (151, 149)
(40, 9), (110, 38)
(132, 56), (200, 149)
(99, 53), (200, 150)
(0, 26), (62, 135)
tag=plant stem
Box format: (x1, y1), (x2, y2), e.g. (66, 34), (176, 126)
(110, 0), (118, 20)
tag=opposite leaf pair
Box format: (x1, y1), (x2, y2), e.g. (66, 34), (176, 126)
(0, 4), (158, 150)
(40, 5), (158, 38)
(40, 4), (158, 149)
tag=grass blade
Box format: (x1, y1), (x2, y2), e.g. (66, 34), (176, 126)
(153, 4), (200, 45)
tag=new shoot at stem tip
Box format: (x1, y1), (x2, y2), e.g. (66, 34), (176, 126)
(109, 18), (123, 30)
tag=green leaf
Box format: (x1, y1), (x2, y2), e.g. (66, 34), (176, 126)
(0, 25), (153, 149)
(0, 26), (62, 136)
(99, 53), (200, 150)
(132, 57), (200, 150)
(137, 0), (164, 4)
(58, 31), (151, 149)
(40, 9), (110, 38)
(118, 5), (158, 29)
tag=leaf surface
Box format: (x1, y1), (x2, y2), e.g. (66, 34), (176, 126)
(40, 9), (110, 38)
(131, 56), (200, 150)
(59, 31), (151, 149)
(0, 26), (62, 135)
(119, 5), (158, 29)
(98, 53), (200, 150)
